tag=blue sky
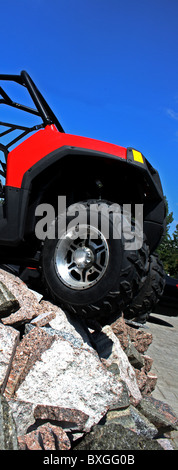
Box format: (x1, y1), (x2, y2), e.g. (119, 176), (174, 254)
(0, 0), (178, 233)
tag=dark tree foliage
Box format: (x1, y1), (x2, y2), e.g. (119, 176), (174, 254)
(156, 196), (178, 277)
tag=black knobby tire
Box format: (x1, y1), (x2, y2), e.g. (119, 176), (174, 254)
(42, 200), (149, 325)
(123, 253), (165, 323)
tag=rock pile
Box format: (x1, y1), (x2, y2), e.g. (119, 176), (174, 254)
(0, 268), (178, 451)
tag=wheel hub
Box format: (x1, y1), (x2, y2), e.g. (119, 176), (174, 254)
(73, 247), (94, 269)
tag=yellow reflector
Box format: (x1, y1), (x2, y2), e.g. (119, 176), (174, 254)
(132, 150), (144, 164)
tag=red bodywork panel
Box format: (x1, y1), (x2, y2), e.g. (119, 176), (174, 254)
(6, 124), (127, 188)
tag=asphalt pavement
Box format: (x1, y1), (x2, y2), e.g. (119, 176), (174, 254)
(146, 311), (178, 449)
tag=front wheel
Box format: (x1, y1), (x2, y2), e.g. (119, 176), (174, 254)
(42, 200), (149, 325)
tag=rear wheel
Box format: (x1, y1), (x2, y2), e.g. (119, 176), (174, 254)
(123, 253), (165, 323)
(42, 200), (149, 325)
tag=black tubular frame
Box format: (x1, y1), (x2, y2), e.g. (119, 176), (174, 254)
(0, 70), (65, 178)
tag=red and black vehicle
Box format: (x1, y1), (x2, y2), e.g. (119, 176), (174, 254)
(0, 71), (166, 324)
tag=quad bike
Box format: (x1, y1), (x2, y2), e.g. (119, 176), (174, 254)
(0, 71), (166, 324)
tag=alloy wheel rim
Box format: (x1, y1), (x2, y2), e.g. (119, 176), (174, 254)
(54, 225), (109, 290)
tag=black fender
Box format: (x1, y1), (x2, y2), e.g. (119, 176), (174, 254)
(0, 146), (166, 251)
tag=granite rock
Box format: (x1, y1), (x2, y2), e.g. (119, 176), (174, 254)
(7, 398), (35, 437)
(0, 269), (44, 326)
(30, 300), (57, 326)
(34, 404), (89, 431)
(93, 325), (142, 405)
(0, 267), (177, 451)
(0, 280), (19, 316)
(129, 405), (158, 438)
(0, 394), (19, 449)
(74, 423), (163, 450)
(111, 317), (153, 354)
(15, 334), (124, 432)
(111, 316), (129, 350)
(135, 368), (157, 396)
(4, 327), (56, 399)
(18, 422), (71, 450)
(127, 326), (153, 354)
(125, 339), (145, 369)
(157, 438), (174, 450)
(138, 396), (178, 433)
(0, 323), (20, 393)
(104, 405), (158, 439)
